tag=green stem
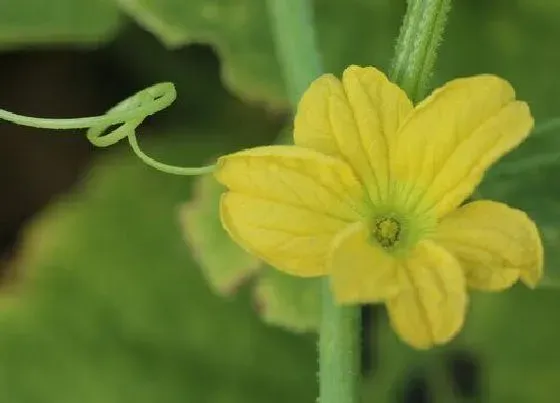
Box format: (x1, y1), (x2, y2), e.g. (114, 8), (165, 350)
(266, 2), (360, 403)
(426, 356), (457, 403)
(0, 82), (214, 175)
(319, 280), (360, 403)
(265, 0), (323, 108)
(390, 0), (453, 101)
(267, 0), (454, 401)
(391, 0), (455, 398)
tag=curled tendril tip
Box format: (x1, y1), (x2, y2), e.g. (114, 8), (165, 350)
(0, 82), (215, 176)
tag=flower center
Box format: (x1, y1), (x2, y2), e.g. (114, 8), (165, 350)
(373, 216), (401, 248)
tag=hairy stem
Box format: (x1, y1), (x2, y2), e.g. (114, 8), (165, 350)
(390, 0), (453, 101)
(267, 0), (455, 402)
(319, 280), (361, 403)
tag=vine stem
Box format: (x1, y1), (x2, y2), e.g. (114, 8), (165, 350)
(267, 0), (453, 402)
(265, 0), (323, 109)
(391, 0), (453, 101)
(265, 1), (360, 403)
(318, 281), (360, 403)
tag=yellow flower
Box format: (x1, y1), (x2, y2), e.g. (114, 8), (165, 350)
(214, 65), (543, 349)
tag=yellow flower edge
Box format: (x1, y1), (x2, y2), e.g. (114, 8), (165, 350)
(214, 65), (543, 349)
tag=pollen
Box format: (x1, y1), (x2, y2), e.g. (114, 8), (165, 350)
(373, 216), (401, 248)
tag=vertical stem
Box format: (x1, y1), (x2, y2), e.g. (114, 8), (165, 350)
(319, 280), (360, 403)
(390, 0), (453, 101)
(266, 2), (360, 403)
(267, 0), (454, 402)
(390, 0), (455, 398)
(266, 0), (323, 108)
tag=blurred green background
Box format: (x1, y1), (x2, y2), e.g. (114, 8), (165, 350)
(1, 0), (560, 402)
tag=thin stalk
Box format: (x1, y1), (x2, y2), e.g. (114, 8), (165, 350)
(390, 0), (456, 399)
(266, 0), (454, 402)
(265, 2), (360, 403)
(0, 82), (214, 175)
(319, 280), (361, 403)
(266, 0), (323, 108)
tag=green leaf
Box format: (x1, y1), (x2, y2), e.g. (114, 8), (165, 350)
(435, 0), (560, 118)
(179, 173), (261, 295)
(0, 132), (317, 403)
(117, 0), (403, 105)
(0, 0), (120, 48)
(254, 267), (321, 332)
(117, 0), (560, 118)
(182, 169), (323, 332)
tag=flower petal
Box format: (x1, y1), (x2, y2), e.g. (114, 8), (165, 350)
(215, 145), (368, 276)
(434, 200), (543, 290)
(386, 240), (467, 349)
(391, 75), (534, 217)
(294, 65), (413, 202)
(328, 222), (402, 304)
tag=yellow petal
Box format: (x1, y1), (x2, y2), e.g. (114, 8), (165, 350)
(434, 200), (543, 290)
(386, 240), (467, 349)
(294, 65), (413, 202)
(328, 222), (402, 304)
(215, 145), (368, 276)
(391, 75), (534, 217)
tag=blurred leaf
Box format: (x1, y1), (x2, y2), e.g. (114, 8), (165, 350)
(180, 115), (320, 332)
(436, 0), (560, 119)
(116, 0), (560, 117)
(254, 267), (321, 332)
(0, 0), (120, 48)
(117, 0), (403, 105)
(179, 173), (261, 295)
(182, 154), (323, 332)
(0, 131), (317, 403)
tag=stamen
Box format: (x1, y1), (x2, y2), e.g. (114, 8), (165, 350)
(373, 217), (401, 248)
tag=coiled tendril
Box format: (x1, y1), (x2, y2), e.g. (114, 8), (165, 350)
(0, 82), (215, 175)
(5, 82), (560, 179)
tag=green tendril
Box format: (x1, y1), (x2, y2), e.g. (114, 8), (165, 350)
(0, 82), (215, 176)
